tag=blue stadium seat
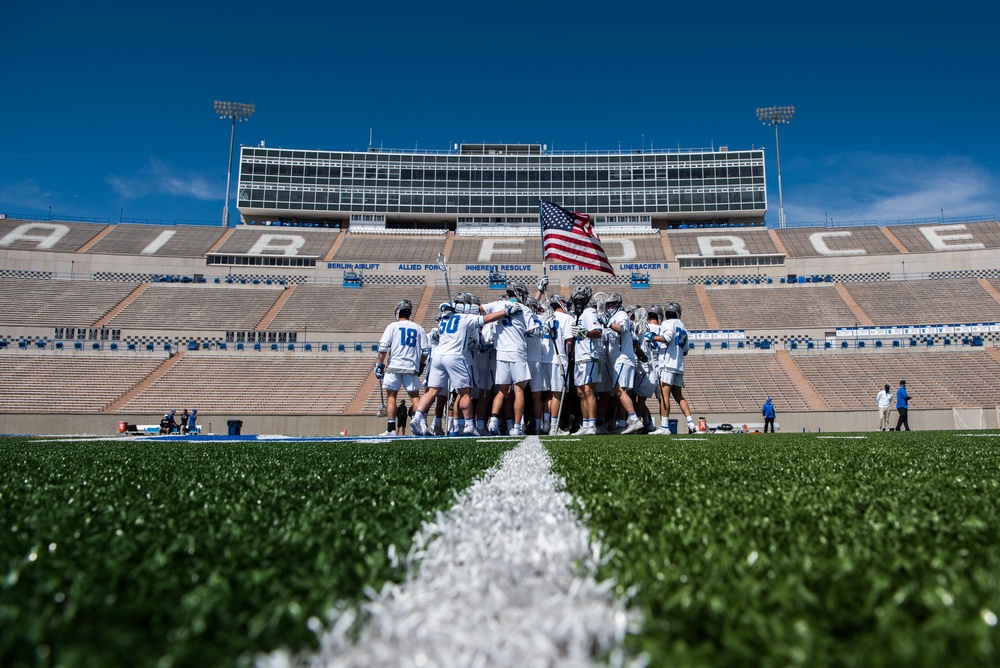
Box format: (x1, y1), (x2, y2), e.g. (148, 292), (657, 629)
(270, 343), (278, 351)
(737, 341), (744, 349)
(807, 341), (815, 350)
(704, 341), (711, 349)
(857, 340), (865, 348)
(841, 341), (849, 349)
(36, 340), (46, 349)
(760, 340), (771, 350)
(875, 340), (882, 348)
(338, 343), (346, 352)
(254, 342), (261, 351)
(304, 343), (312, 352)
(18, 340), (27, 349)
(943, 338), (951, 346)
(926, 339), (934, 347)
(973, 336), (984, 346)
(128, 342), (137, 351)
(354, 342), (362, 352)
(909, 338), (917, 347)
(164, 342), (171, 352)
(892, 340), (900, 348)
(55, 341), (63, 350)
(236, 342), (244, 351)
(110, 343), (118, 351)
(371, 344), (378, 352)
(287, 343), (295, 351)
(321, 343), (329, 352)
(824, 341), (832, 349)
(217, 342), (226, 350)
(721, 341), (728, 349)
(790, 341), (797, 350)
(92, 342), (101, 350)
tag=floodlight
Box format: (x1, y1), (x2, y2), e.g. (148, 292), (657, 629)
(755, 106), (795, 227)
(214, 100), (255, 226)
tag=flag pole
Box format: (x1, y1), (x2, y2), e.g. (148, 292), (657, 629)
(538, 198), (547, 279)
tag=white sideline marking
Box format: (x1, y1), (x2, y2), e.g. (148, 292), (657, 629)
(258, 437), (635, 667)
(817, 436), (869, 439)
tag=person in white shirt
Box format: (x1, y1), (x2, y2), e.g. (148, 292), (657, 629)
(646, 301), (697, 434)
(483, 283), (533, 436)
(546, 294), (576, 435)
(411, 298), (507, 436)
(375, 300), (429, 436)
(875, 383), (893, 431)
(604, 293), (644, 434)
(570, 285), (603, 435)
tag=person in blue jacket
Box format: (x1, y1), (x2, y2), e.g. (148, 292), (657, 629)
(893, 380), (911, 431)
(761, 397), (776, 433)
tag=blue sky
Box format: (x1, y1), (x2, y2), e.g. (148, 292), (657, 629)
(2, 1), (997, 227)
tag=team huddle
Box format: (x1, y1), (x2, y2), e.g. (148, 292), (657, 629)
(374, 276), (697, 437)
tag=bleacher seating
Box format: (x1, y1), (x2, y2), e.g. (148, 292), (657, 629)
(0, 278), (140, 327)
(332, 235), (445, 263)
(886, 221), (1000, 254)
(0, 350), (168, 413)
(843, 279), (1000, 326)
(265, 284), (425, 333)
(116, 354), (374, 415)
(83, 224), (227, 258)
(212, 227), (340, 257)
(774, 226), (901, 258)
(682, 354), (813, 413)
(0, 219), (108, 252)
(668, 229), (780, 257)
(706, 285), (857, 330)
(108, 285), (283, 330)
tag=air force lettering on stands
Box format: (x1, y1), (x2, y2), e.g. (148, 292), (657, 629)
(475, 237), (639, 263)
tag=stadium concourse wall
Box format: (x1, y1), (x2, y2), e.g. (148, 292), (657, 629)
(1, 408), (996, 437)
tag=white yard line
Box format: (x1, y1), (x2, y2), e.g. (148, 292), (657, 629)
(259, 436), (636, 668)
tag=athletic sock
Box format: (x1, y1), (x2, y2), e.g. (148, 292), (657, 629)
(476, 418), (485, 431)
(387, 420), (395, 432)
(535, 418), (542, 432)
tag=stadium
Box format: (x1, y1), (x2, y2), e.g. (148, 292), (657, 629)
(1, 140), (999, 435)
(4, 140), (1000, 666)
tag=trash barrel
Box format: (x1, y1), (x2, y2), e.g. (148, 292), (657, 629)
(227, 419), (243, 436)
(667, 419), (678, 434)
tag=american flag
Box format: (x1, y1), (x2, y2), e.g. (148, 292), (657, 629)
(539, 201), (615, 275)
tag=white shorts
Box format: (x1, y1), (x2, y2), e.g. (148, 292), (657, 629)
(529, 361), (551, 392)
(574, 360), (603, 387)
(635, 368), (657, 398)
(596, 359), (615, 393)
(495, 359), (531, 386)
(659, 369), (684, 388)
(383, 372), (422, 394)
(548, 362), (566, 393)
(613, 360), (636, 390)
(427, 355), (471, 390)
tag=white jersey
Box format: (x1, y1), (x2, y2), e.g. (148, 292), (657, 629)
(435, 312), (485, 359)
(573, 308), (602, 363)
(525, 312), (546, 363)
(484, 300), (530, 363)
(549, 311), (575, 367)
(609, 310), (636, 367)
(658, 317), (689, 372)
(378, 320), (429, 373)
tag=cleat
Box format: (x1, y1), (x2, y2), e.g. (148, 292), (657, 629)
(550, 427), (571, 435)
(649, 426), (671, 435)
(621, 417), (644, 435)
(688, 427), (697, 434)
(462, 426), (482, 436)
(487, 419), (501, 436)
(433, 425), (446, 436)
(377, 430), (396, 437)
(411, 419), (428, 436)
(509, 425), (524, 437)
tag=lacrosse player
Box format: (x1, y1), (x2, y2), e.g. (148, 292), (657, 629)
(375, 300), (430, 436)
(604, 293), (644, 434)
(483, 282), (533, 436)
(646, 301), (697, 434)
(570, 285), (603, 435)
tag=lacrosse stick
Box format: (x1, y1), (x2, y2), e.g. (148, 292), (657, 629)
(437, 252), (453, 302)
(375, 360), (387, 417)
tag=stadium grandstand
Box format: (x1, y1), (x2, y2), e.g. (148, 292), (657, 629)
(2, 141), (1000, 435)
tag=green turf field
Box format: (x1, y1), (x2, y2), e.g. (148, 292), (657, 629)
(3, 432), (1000, 667)
(548, 431), (1000, 667)
(0, 438), (512, 668)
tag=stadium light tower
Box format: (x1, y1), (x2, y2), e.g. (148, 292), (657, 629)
(756, 105), (795, 228)
(214, 100), (255, 227)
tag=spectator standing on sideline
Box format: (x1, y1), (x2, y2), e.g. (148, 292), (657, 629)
(179, 409), (189, 433)
(761, 397), (776, 433)
(893, 380), (912, 431)
(876, 384), (893, 431)
(186, 409), (198, 434)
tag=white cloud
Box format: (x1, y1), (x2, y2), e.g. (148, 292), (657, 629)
(786, 153), (1000, 225)
(108, 158), (217, 201)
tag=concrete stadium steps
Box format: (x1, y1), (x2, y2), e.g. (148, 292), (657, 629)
(705, 284), (857, 330)
(264, 284), (427, 333)
(0, 277), (141, 327)
(332, 235), (446, 263)
(842, 278), (1000, 327)
(83, 224), (228, 257)
(106, 284), (284, 331)
(774, 225), (903, 258)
